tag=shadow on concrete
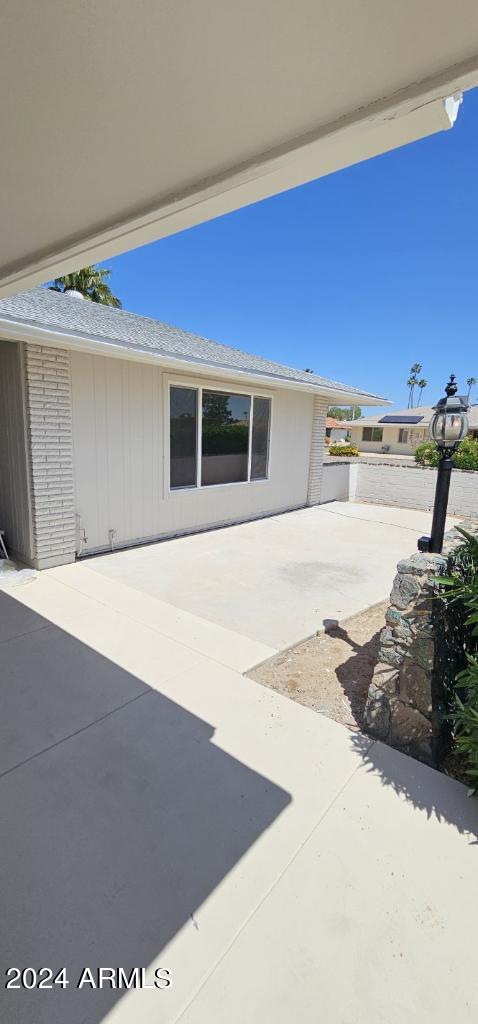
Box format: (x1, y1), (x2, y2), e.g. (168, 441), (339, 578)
(0, 591), (290, 1024)
(323, 617), (380, 730)
(323, 614), (478, 839)
(350, 732), (478, 841)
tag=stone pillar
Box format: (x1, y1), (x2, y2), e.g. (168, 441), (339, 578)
(364, 523), (477, 765)
(307, 395), (328, 505)
(364, 553), (442, 764)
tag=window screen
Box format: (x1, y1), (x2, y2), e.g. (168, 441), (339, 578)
(398, 428), (409, 444)
(201, 391), (250, 486)
(170, 386), (197, 489)
(251, 396), (271, 480)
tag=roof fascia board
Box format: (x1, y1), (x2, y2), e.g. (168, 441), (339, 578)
(0, 57), (476, 296)
(0, 317), (389, 406)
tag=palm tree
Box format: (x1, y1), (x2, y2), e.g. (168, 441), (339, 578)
(50, 265), (121, 307)
(407, 376), (415, 408)
(466, 376), (477, 402)
(417, 378), (427, 404)
(407, 362), (422, 408)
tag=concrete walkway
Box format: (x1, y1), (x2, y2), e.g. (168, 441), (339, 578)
(0, 503), (475, 1024)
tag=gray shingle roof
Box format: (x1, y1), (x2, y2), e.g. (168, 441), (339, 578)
(0, 286), (384, 400)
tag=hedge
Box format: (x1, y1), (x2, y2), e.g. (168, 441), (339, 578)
(415, 436), (478, 471)
(328, 443), (360, 457)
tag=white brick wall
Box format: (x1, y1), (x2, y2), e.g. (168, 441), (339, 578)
(321, 459), (478, 517)
(355, 461), (478, 518)
(24, 343), (76, 568)
(307, 395), (328, 505)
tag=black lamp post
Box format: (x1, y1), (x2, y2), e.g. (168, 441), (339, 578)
(418, 375), (468, 554)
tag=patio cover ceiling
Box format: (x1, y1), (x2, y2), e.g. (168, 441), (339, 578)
(1, 1), (478, 297)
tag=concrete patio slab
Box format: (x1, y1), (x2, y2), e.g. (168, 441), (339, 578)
(85, 502), (457, 651)
(0, 622), (149, 774)
(174, 742), (478, 1024)
(0, 586), (376, 1024)
(48, 562), (275, 673)
(0, 589), (48, 643)
(0, 685), (290, 1024)
(1, 502), (474, 1024)
(5, 571), (209, 690)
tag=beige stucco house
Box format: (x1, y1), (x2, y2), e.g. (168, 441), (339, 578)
(0, 288), (386, 568)
(349, 404), (478, 455)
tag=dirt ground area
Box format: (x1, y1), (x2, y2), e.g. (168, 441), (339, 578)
(248, 601), (388, 731)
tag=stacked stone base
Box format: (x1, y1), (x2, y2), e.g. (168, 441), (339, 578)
(364, 552), (444, 765)
(364, 523), (478, 766)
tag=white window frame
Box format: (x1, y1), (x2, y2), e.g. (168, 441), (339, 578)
(164, 375), (273, 495)
(362, 426), (383, 443)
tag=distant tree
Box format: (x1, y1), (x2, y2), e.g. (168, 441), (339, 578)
(328, 406), (362, 421)
(417, 378), (428, 404)
(466, 376), (477, 402)
(303, 368), (314, 373)
(50, 265), (121, 307)
(407, 363), (422, 408)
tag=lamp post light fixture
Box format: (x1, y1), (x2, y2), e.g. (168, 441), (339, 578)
(417, 375), (468, 554)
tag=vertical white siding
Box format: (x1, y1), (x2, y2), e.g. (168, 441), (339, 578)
(71, 353), (163, 552)
(0, 340), (33, 561)
(71, 353), (314, 553)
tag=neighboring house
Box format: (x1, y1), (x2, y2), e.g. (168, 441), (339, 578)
(325, 417), (349, 442)
(349, 404), (478, 455)
(0, 288), (385, 568)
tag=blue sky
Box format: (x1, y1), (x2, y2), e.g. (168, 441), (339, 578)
(104, 87), (478, 415)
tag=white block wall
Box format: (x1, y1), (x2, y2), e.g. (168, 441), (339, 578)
(307, 395), (328, 505)
(354, 461), (478, 517)
(24, 344), (76, 568)
(320, 461), (350, 502)
(321, 458), (478, 517)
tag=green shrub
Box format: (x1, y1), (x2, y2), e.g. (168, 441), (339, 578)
(414, 441), (440, 466)
(328, 444), (359, 457)
(415, 436), (478, 470)
(436, 528), (478, 790)
(453, 655), (478, 788)
(453, 435), (478, 471)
